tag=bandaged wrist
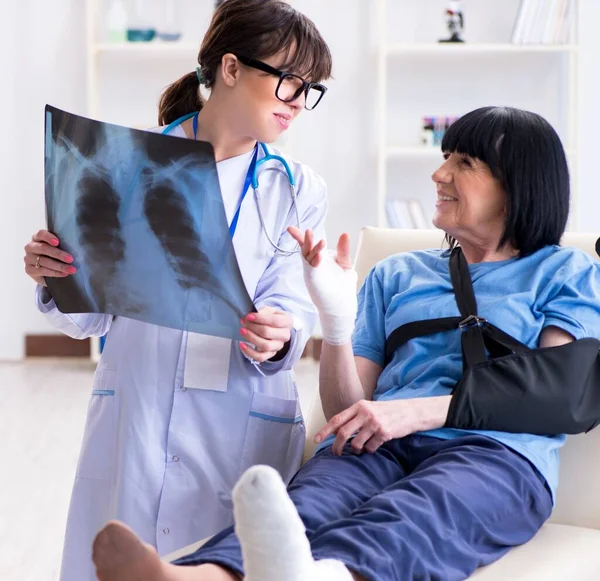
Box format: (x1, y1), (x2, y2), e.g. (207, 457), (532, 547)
(302, 251), (358, 346)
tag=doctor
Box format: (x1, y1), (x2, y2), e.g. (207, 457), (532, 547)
(22, 1), (332, 580)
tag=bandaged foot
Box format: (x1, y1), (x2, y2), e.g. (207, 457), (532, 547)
(302, 250), (358, 345)
(233, 465), (354, 581)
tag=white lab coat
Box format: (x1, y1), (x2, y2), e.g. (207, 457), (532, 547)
(37, 130), (327, 581)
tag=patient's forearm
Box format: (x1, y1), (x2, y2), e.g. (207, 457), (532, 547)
(319, 342), (369, 420)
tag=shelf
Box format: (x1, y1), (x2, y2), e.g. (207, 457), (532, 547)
(386, 147), (577, 158)
(386, 147), (442, 158)
(94, 42), (198, 55)
(385, 43), (578, 55)
(94, 42), (576, 57)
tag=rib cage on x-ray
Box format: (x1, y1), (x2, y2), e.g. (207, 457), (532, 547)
(44, 105), (254, 340)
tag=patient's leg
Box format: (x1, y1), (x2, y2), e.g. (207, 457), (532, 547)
(92, 521), (238, 581)
(92, 466), (358, 581)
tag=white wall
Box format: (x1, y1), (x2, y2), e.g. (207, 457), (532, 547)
(2, 0), (599, 359)
(1, 0), (88, 360)
(0, 2), (21, 360)
(577, 1), (600, 231)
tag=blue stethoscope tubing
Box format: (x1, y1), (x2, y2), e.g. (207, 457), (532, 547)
(162, 112), (300, 256)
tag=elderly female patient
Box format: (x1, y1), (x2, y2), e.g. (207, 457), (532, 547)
(93, 106), (600, 581)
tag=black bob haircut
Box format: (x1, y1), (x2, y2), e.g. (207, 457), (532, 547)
(441, 106), (570, 258)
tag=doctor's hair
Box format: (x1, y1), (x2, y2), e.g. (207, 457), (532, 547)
(158, 0), (332, 126)
(441, 106), (570, 258)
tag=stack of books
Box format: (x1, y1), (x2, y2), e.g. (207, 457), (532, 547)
(511, 0), (574, 45)
(385, 199), (432, 230)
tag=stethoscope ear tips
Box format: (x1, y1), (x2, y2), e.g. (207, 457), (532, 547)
(596, 236), (600, 258)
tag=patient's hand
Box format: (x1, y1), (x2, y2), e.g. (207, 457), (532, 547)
(287, 226), (352, 269)
(315, 396), (452, 455)
(287, 227), (357, 346)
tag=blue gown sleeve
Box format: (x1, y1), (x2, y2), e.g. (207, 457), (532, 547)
(351, 264), (387, 367)
(541, 252), (600, 340)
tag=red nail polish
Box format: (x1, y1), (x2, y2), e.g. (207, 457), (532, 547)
(68, 266), (77, 274)
(66, 255), (74, 263)
(240, 343), (247, 350)
(240, 328), (248, 336)
(246, 314), (256, 322)
(52, 238), (59, 246)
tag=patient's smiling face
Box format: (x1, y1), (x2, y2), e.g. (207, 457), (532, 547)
(431, 151), (508, 253)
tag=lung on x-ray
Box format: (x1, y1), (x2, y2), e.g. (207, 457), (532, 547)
(44, 105), (255, 340)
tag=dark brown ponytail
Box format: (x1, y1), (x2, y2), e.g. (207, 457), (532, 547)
(157, 0), (332, 126)
(158, 71), (204, 126)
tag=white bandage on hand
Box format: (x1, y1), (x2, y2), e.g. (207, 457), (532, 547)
(302, 250), (358, 346)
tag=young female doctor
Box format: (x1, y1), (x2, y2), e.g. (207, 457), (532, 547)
(22, 1), (332, 580)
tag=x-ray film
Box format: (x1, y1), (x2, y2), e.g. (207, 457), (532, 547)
(44, 105), (255, 340)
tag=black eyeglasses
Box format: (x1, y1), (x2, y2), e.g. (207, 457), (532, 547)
(236, 55), (327, 111)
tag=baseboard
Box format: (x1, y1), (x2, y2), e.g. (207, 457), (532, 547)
(25, 334), (91, 358)
(25, 334), (319, 360)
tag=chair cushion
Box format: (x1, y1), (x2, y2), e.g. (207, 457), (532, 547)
(470, 524), (600, 580)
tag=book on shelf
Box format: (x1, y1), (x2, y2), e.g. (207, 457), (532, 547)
(385, 199), (431, 230)
(511, 0), (574, 45)
(407, 199), (430, 229)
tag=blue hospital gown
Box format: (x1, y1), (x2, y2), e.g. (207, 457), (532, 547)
(345, 245), (600, 500)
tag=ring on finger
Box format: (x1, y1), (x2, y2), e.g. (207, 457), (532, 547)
(35, 255), (41, 269)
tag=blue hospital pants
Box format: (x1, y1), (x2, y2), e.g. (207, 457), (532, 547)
(174, 435), (553, 581)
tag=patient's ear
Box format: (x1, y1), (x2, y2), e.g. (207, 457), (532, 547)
(595, 236), (600, 258)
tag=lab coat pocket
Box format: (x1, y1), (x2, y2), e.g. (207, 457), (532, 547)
(76, 370), (117, 481)
(239, 391), (306, 484)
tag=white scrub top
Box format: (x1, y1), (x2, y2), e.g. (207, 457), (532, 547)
(36, 124), (327, 581)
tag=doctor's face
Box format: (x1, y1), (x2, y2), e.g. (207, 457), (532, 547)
(431, 151), (508, 247)
(231, 52), (311, 144)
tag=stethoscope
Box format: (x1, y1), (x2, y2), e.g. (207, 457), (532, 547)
(162, 112), (300, 256)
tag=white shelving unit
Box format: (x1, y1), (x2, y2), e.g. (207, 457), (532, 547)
(376, 0), (580, 231)
(93, 41), (199, 54)
(387, 43), (578, 54)
(84, 0), (217, 125)
(386, 146), (578, 159)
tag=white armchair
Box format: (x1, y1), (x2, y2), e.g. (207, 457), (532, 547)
(168, 227), (600, 579)
(303, 227), (600, 580)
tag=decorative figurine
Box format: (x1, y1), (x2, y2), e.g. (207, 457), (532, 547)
(439, 0), (465, 43)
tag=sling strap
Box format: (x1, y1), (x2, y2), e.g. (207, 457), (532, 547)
(385, 248), (529, 366)
(383, 245), (600, 436)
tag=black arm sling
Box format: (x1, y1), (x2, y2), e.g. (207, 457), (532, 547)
(385, 247), (600, 436)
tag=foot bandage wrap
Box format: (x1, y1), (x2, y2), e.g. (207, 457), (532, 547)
(233, 465), (353, 581)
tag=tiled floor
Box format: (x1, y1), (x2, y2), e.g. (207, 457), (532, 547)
(0, 357), (319, 581)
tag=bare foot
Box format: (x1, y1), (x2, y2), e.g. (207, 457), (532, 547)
(93, 521), (168, 581)
(93, 520), (239, 581)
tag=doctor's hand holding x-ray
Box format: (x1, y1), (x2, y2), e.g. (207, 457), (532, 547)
(24, 229), (76, 287)
(239, 306), (295, 362)
(288, 226), (452, 457)
(24, 229), (294, 363)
